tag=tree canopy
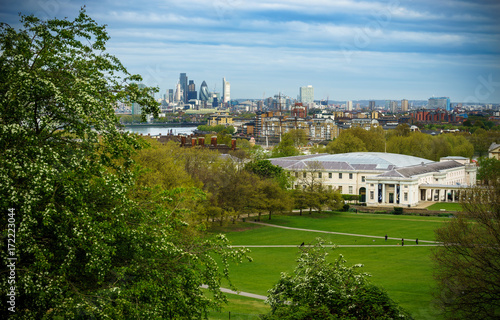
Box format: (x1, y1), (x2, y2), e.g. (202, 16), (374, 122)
(432, 179), (500, 319)
(263, 239), (413, 319)
(0, 10), (249, 319)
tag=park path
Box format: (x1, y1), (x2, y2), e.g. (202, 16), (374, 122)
(200, 285), (267, 300)
(245, 221), (441, 244)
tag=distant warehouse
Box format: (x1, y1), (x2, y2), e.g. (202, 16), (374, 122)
(270, 152), (477, 207)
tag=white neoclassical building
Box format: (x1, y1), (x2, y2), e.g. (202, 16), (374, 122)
(270, 152), (477, 207)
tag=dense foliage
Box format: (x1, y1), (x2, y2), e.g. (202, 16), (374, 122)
(0, 10), (249, 319)
(263, 240), (413, 319)
(432, 179), (500, 319)
(325, 125), (475, 160)
(197, 124), (235, 134)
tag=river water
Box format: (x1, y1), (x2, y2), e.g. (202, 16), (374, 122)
(123, 126), (197, 136)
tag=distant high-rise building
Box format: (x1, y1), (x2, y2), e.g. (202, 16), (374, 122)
(168, 89), (174, 103)
(179, 73), (188, 103)
(199, 81), (209, 102)
(346, 100), (353, 111)
(223, 77), (230, 104)
(174, 82), (182, 102)
(369, 100), (376, 110)
(401, 99), (409, 112)
(428, 97), (451, 111)
(300, 85), (314, 104)
(390, 101), (398, 113)
(187, 80), (197, 101)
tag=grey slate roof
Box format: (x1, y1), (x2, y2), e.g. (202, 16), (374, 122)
(376, 160), (464, 178)
(489, 142), (500, 152)
(269, 152), (433, 171)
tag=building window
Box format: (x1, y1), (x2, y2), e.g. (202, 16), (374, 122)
(329, 172), (332, 179)
(362, 176), (365, 182)
(370, 184), (374, 187)
(349, 173), (353, 179)
(339, 173), (342, 179)
(318, 172), (322, 178)
(303, 172), (306, 178)
(349, 186), (353, 194)
(404, 192), (408, 201)
(295, 172), (298, 178)
(338, 186), (343, 193)
(370, 191), (374, 200)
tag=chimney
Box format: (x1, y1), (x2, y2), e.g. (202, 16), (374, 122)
(191, 137), (196, 147)
(198, 137), (205, 146)
(231, 139), (236, 150)
(211, 136), (217, 147)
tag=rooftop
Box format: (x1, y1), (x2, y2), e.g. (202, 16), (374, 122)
(269, 152), (434, 171)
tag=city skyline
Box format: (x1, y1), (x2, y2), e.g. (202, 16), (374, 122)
(1, 0), (499, 102)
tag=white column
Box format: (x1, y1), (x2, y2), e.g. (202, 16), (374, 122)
(382, 184), (386, 204)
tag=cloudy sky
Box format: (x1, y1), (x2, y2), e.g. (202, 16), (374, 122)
(1, 0), (499, 102)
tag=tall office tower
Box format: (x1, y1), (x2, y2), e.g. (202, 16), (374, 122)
(222, 77), (230, 104)
(174, 82), (182, 102)
(199, 81), (209, 102)
(428, 97), (451, 111)
(168, 89), (174, 103)
(401, 99), (409, 112)
(346, 100), (353, 111)
(300, 85), (314, 104)
(179, 73), (188, 103)
(369, 100), (375, 110)
(187, 80), (197, 101)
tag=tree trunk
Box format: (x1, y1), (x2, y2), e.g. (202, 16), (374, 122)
(269, 210), (272, 220)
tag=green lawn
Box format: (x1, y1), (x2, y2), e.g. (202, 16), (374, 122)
(426, 202), (463, 212)
(209, 212), (448, 320)
(207, 294), (270, 320)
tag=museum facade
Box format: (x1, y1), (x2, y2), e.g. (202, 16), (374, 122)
(269, 152), (477, 207)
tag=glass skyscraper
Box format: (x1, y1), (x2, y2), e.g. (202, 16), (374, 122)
(199, 81), (209, 102)
(179, 73), (188, 103)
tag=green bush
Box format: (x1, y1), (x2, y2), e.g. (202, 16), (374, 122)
(393, 207), (404, 215)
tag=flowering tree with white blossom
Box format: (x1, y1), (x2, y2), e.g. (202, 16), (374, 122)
(0, 9), (249, 319)
(263, 239), (412, 319)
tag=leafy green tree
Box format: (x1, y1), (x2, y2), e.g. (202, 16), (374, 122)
(285, 129), (309, 147)
(477, 157), (500, 185)
(0, 10), (249, 319)
(393, 124), (411, 137)
(432, 179), (500, 319)
(326, 131), (367, 154)
(264, 239), (413, 320)
(245, 159), (291, 189)
(272, 134), (301, 157)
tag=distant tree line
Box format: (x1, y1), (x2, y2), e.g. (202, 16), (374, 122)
(272, 125), (499, 160)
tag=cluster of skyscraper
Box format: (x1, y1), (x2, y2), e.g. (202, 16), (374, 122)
(165, 73), (230, 108)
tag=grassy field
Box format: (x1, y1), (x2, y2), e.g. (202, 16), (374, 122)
(208, 212), (450, 320)
(426, 202), (463, 212)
